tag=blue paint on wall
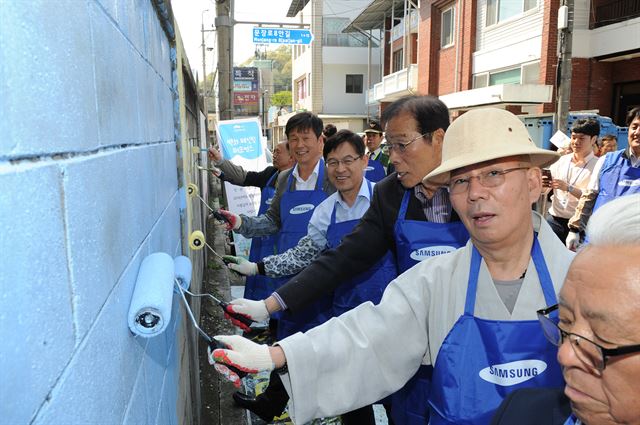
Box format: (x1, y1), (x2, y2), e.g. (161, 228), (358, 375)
(0, 1), (190, 424)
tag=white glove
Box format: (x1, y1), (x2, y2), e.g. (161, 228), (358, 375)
(228, 298), (270, 322)
(224, 256), (258, 276)
(566, 231), (580, 251)
(208, 335), (274, 384)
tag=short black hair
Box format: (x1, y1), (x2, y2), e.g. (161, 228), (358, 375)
(571, 118), (600, 137)
(323, 129), (365, 160)
(381, 95), (450, 136)
(626, 107), (640, 126)
(285, 112), (324, 138)
(323, 124), (337, 138)
(600, 134), (617, 143)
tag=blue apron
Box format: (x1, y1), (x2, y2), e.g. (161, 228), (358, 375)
(276, 161), (331, 339)
(593, 149), (640, 212)
(394, 190), (469, 273)
(390, 190), (470, 425)
(428, 238), (564, 424)
(563, 415), (579, 425)
(326, 180), (398, 316)
(244, 172), (280, 300)
(365, 157), (386, 183)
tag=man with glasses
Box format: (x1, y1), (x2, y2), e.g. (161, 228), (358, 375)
(219, 95), (469, 423)
(221, 130), (396, 424)
(492, 194), (640, 425)
(210, 108), (574, 424)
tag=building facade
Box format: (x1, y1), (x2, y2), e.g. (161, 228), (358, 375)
(273, 0), (382, 141)
(349, 0), (639, 131)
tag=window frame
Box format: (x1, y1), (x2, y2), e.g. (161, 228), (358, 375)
(441, 5), (455, 48)
(486, 0), (537, 27)
(345, 74), (364, 94)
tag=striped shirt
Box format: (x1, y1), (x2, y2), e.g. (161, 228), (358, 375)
(414, 186), (453, 223)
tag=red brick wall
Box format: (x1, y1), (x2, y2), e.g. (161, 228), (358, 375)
(569, 57), (640, 118)
(438, 46), (456, 95)
(384, 17), (391, 76)
(612, 58), (640, 83)
(538, 0), (561, 114)
(417, 3), (437, 95)
(459, 0), (476, 91)
(571, 58), (612, 116)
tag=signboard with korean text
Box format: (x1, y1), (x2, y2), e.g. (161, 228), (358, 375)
(233, 67), (258, 81)
(233, 80), (259, 92)
(215, 117), (268, 259)
(252, 27), (314, 45)
(233, 92), (259, 105)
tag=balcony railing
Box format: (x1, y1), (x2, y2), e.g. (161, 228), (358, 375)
(592, 0), (640, 28)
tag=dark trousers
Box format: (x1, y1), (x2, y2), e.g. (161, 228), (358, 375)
(258, 371), (377, 425)
(546, 214), (569, 242)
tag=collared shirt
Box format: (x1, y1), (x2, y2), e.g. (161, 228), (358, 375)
(585, 147), (640, 192)
(368, 147), (383, 160)
(291, 160), (320, 190)
(307, 179), (374, 248)
(549, 152), (597, 218)
(414, 186), (452, 223)
(265, 179), (374, 282)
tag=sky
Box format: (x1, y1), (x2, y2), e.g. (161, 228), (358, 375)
(172, 0), (298, 80)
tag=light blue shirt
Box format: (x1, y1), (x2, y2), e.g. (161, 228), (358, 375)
(263, 178), (374, 278)
(307, 178), (374, 249)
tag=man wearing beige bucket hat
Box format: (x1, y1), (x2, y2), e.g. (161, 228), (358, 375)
(209, 108), (576, 424)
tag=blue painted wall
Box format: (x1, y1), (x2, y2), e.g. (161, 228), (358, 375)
(0, 1), (196, 423)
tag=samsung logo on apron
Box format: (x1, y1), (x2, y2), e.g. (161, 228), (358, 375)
(290, 204), (315, 215)
(266, 197), (274, 205)
(410, 245), (456, 261)
(618, 179), (640, 187)
(365, 166), (375, 171)
(479, 360), (547, 386)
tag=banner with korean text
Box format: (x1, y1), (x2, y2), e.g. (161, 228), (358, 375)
(216, 117), (269, 259)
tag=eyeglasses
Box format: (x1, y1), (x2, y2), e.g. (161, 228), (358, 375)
(326, 155), (363, 168)
(448, 167), (529, 195)
(385, 133), (431, 154)
(537, 304), (640, 372)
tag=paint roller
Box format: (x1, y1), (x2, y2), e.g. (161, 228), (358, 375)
(127, 252), (175, 338)
(127, 253), (251, 377)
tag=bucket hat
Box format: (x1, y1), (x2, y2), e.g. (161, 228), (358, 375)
(424, 108), (560, 185)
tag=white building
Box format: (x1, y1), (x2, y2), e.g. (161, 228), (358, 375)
(274, 0), (382, 141)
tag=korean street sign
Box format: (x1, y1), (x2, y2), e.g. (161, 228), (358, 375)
(252, 27), (314, 45)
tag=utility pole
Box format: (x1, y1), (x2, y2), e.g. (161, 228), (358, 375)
(216, 0), (233, 120)
(556, 0), (574, 134)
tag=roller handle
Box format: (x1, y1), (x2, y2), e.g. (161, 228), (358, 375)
(219, 301), (256, 328)
(209, 338), (248, 379)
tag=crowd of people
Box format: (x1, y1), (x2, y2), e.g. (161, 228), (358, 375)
(206, 97), (640, 425)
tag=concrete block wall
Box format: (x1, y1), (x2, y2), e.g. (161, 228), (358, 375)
(0, 1), (196, 424)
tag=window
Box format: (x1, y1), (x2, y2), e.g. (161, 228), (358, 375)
(392, 49), (404, 73)
(296, 78), (307, 100)
(486, 0), (537, 26)
(345, 74), (363, 94)
(489, 68), (521, 85)
(441, 6), (455, 48)
(473, 61), (540, 88)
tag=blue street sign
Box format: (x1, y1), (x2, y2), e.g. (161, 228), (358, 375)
(252, 27), (314, 45)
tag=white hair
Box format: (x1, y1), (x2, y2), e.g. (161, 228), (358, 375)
(586, 194), (640, 246)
